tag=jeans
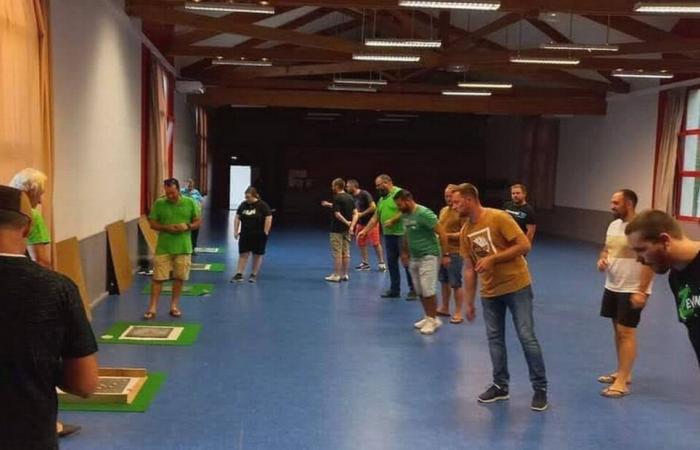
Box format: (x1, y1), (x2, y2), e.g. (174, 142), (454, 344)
(481, 285), (547, 391)
(384, 235), (414, 294)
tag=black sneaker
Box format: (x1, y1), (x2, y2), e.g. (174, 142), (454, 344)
(355, 262), (371, 271)
(531, 389), (548, 412)
(380, 290), (401, 298)
(405, 290), (418, 301)
(230, 273), (244, 283)
(477, 384), (510, 403)
(248, 274), (257, 283)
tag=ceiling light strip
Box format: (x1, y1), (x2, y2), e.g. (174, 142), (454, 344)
(457, 82), (512, 89)
(510, 56), (580, 65)
(365, 38), (442, 48)
(333, 78), (389, 86)
(611, 69), (674, 79)
(540, 43), (619, 52)
(184, 2), (275, 14)
(441, 90), (492, 96)
(327, 84), (378, 93)
(353, 54), (421, 62)
(398, 0), (501, 10)
(212, 59), (272, 67)
(633, 2), (700, 14)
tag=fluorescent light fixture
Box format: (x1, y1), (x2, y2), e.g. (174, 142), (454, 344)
(212, 59), (272, 67)
(184, 2), (275, 14)
(633, 2), (700, 14)
(510, 56), (580, 65)
(398, 0), (501, 10)
(540, 42), (619, 52)
(327, 84), (378, 93)
(365, 38), (442, 48)
(441, 90), (492, 96)
(333, 77), (388, 86)
(611, 69), (674, 79)
(457, 82), (512, 89)
(353, 54), (421, 62)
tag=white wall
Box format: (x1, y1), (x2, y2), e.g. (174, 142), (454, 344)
(52, 0), (142, 240)
(556, 94), (659, 212)
(173, 92), (198, 185)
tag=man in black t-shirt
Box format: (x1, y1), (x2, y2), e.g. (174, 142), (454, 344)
(626, 210), (700, 368)
(0, 186), (98, 450)
(346, 179), (386, 271)
(231, 187), (273, 283)
(321, 178), (357, 282)
(503, 184), (536, 243)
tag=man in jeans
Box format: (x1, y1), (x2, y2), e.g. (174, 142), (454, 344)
(358, 174), (416, 300)
(394, 189), (450, 335)
(452, 183), (548, 411)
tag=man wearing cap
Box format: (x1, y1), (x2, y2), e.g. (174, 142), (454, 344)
(0, 185), (99, 450)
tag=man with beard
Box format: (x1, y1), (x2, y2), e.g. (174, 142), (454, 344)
(503, 184), (536, 243)
(358, 174), (416, 300)
(596, 190), (654, 398)
(626, 210), (700, 368)
(345, 179), (386, 272)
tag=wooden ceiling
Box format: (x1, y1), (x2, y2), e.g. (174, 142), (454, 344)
(125, 0), (700, 116)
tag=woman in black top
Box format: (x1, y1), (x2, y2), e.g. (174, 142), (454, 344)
(230, 187), (273, 283)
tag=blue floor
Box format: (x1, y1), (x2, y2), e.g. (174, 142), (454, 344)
(61, 211), (700, 450)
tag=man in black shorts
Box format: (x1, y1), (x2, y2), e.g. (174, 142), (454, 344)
(231, 187), (273, 283)
(0, 186), (99, 450)
(596, 190), (654, 398)
(626, 210), (700, 370)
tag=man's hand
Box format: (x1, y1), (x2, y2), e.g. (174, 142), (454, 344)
(474, 256), (495, 273)
(234, 232), (240, 240)
(357, 229), (367, 239)
(400, 253), (410, 267)
(384, 216), (400, 228)
(465, 303), (476, 322)
(321, 201), (332, 208)
(597, 258), (608, 272)
(348, 225), (355, 237)
(166, 223), (188, 233)
(441, 255), (451, 268)
(630, 293), (648, 310)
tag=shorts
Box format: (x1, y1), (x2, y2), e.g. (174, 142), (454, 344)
(356, 223), (380, 247)
(408, 255), (439, 298)
(239, 232), (268, 255)
(153, 254), (192, 281)
(438, 253), (463, 288)
(330, 232), (351, 258)
(600, 289), (642, 328)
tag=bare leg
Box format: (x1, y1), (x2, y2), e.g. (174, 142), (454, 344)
(452, 286), (465, 321)
(342, 256), (350, 277)
(373, 244), (385, 265)
(171, 279), (184, 312)
(437, 282), (451, 315)
(333, 256), (342, 276)
(421, 295), (437, 318)
(360, 246), (369, 264)
(148, 280), (163, 313)
(236, 252), (251, 275)
(610, 322), (636, 392)
(251, 254), (264, 275)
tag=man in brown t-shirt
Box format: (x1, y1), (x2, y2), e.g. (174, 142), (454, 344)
(452, 183), (548, 412)
(437, 184), (468, 323)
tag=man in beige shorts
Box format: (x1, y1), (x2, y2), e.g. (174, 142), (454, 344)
(146, 178), (201, 319)
(322, 178), (358, 282)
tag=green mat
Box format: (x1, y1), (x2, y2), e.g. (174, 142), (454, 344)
(190, 262), (225, 272)
(194, 246), (224, 254)
(142, 282), (214, 296)
(98, 322), (202, 346)
(59, 372), (166, 413)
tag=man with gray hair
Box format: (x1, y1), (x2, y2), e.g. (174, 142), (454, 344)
(9, 168), (51, 268)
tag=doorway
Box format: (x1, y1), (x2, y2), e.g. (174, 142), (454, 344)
(229, 165), (251, 210)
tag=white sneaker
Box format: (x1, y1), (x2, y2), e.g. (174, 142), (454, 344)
(325, 274), (341, 282)
(378, 263), (387, 272)
(342, 275), (350, 282)
(414, 316), (429, 329)
(420, 317), (443, 335)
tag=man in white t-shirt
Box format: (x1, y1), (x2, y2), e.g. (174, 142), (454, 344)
(596, 189), (654, 398)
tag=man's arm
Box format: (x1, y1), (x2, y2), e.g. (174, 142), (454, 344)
(526, 224), (536, 243)
(400, 233), (410, 267)
(383, 212), (402, 228)
(264, 215), (273, 235)
(234, 215), (241, 239)
(29, 243), (51, 268)
(349, 209), (359, 235)
(463, 256), (477, 321)
(149, 219), (180, 233)
(60, 355), (98, 398)
(597, 245), (609, 272)
(631, 265), (655, 309)
(358, 201), (377, 219)
(436, 223), (451, 268)
(475, 233), (531, 273)
(359, 211), (379, 235)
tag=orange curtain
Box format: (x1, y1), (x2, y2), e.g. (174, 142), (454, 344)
(147, 62), (170, 205)
(196, 106), (208, 195)
(653, 88), (687, 213)
(0, 0), (53, 224)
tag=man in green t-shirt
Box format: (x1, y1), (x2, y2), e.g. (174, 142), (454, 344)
(358, 174), (416, 300)
(394, 189), (447, 335)
(146, 178), (201, 320)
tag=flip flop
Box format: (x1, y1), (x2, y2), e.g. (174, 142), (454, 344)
(143, 311), (156, 321)
(450, 317), (464, 324)
(57, 423), (81, 438)
(436, 311), (451, 317)
(169, 308), (182, 318)
(601, 387), (630, 398)
(597, 374), (632, 385)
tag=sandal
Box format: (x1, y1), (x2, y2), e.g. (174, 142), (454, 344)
(601, 387), (630, 398)
(169, 308), (182, 318)
(597, 374), (632, 385)
(436, 310), (451, 317)
(450, 317), (464, 324)
(143, 311), (156, 321)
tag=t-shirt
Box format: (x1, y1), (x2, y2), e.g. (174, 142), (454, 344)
(402, 205), (440, 259)
(669, 251), (700, 364)
(0, 255), (98, 450)
(331, 192), (356, 234)
(604, 219), (653, 294)
(236, 200), (272, 235)
(354, 190), (375, 226)
(376, 186), (404, 236)
(181, 187), (203, 205)
(28, 209), (51, 245)
(460, 208), (531, 298)
(149, 196), (200, 255)
(503, 201), (536, 234)
(439, 206), (465, 254)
